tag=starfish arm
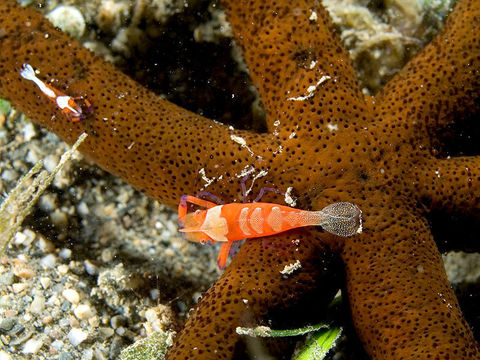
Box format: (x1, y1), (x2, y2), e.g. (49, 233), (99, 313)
(0, 0), (273, 208)
(342, 207), (480, 359)
(374, 0), (480, 142)
(418, 157), (480, 214)
(166, 232), (341, 359)
(221, 0), (370, 133)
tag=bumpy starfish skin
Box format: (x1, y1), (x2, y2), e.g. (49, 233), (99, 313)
(0, 0), (479, 359)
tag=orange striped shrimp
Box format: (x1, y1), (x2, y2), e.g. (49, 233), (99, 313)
(20, 63), (92, 122)
(178, 194), (362, 269)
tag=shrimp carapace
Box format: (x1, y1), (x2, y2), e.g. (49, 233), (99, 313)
(20, 63), (92, 122)
(178, 194), (362, 269)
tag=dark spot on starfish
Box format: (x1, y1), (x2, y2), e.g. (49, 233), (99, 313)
(291, 48), (317, 69)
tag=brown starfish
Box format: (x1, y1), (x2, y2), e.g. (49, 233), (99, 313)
(0, 0), (478, 359)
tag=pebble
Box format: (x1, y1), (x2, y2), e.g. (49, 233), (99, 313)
(59, 352), (73, 360)
(22, 338), (43, 354)
(88, 315), (100, 327)
(13, 232), (28, 246)
(50, 339), (64, 351)
(70, 317), (80, 328)
(0, 318), (16, 332)
(14, 230), (36, 248)
(14, 267), (35, 279)
(62, 289), (80, 304)
(58, 248), (72, 260)
(59, 318), (70, 328)
(101, 249), (114, 263)
(8, 323), (24, 336)
(50, 210), (68, 228)
(39, 277), (51, 290)
(61, 301), (71, 312)
(37, 237), (55, 253)
(24, 148), (42, 165)
(0, 272), (14, 286)
(0, 295), (11, 307)
(98, 327), (114, 339)
(94, 348), (108, 360)
(38, 194), (57, 212)
(108, 336), (124, 359)
(42, 154), (60, 173)
(67, 328), (87, 346)
(46, 295), (60, 307)
(82, 349), (93, 360)
(42, 315), (53, 325)
(0, 350), (13, 360)
(150, 288), (160, 300)
(29, 295), (45, 314)
(110, 315), (126, 329)
(46, 6), (86, 38)
(40, 254), (57, 268)
(77, 202), (89, 216)
(84, 260), (98, 276)
(21, 122), (36, 142)
(73, 304), (95, 320)
(57, 264), (69, 275)
(1, 169), (18, 182)
(11, 283), (28, 294)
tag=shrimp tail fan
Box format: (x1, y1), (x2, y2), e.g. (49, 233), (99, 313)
(319, 202), (362, 237)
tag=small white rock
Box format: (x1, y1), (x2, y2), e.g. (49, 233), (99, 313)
(84, 260), (98, 276)
(46, 6), (86, 39)
(50, 210), (68, 227)
(39, 277), (51, 290)
(22, 122), (37, 141)
(12, 283), (28, 293)
(13, 232), (27, 246)
(68, 328), (87, 346)
(74, 304), (95, 320)
(1, 169), (18, 182)
(0, 350), (13, 360)
(77, 202), (89, 216)
(50, 340), (64, 351)
(40, 254), (57, 268)
(25, 149), (41, 165)
(58, 248), (72, 260)
(150, 288), (160, 300)
(57, 264), (69, 275)
(42, 154), (59, 173)
(22, 338), (43, 354)
(62, 289), (80, 304)
(29, 295), (46, 314)
(37, 237), (55, 253)
(82, 349), (93, 360)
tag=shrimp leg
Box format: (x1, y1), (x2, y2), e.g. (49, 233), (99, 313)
(253, 187), (284, 202)
(217, 241), (234, 270)
(195, 191), (224, 205)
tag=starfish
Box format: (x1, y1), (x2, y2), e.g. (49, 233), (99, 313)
(0, 0), (478, 359)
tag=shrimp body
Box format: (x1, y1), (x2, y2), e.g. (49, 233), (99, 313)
(20, 64), (92, 122)
(178, 195), (362, 269)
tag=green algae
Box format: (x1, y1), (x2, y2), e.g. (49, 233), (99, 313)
(119, 331), (175, 360)
(235, 296), (343, 359)
(292, 327), (342, 360)
(0, 99), (11, 115)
